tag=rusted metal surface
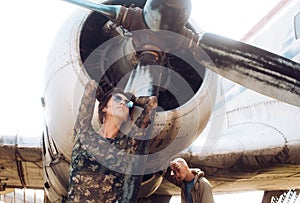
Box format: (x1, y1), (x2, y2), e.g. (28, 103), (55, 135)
(0, 135), (43, 191)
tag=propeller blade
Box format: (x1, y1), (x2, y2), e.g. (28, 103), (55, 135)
(61, 0), (122, 21)
(196, 32), (300, 107)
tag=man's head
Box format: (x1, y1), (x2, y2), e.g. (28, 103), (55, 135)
(170, 158), (190, 182)
(96, 88), (135, 124)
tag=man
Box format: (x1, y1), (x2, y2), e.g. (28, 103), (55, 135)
(168, 158), (215, 203)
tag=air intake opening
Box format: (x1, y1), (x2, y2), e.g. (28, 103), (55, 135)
(79, 0), (205, 111)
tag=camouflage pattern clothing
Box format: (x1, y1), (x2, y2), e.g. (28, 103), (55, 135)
(67, 80), (157, 203)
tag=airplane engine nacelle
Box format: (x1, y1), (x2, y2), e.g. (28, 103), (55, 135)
(41, 0), (218, 201)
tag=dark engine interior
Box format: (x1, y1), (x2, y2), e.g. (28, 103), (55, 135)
(79, 0), (205, 111)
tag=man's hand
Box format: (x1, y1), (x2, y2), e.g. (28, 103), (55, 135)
(170, 162), (181, 173)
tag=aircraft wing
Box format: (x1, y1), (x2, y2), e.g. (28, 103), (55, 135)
(153, 85), (300, 196)
(0, 135), (44, 192)
(182, 85), (300, 193)
(159, 0), (300, 195)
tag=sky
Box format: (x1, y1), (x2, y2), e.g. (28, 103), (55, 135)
(0, 0), (281, 202)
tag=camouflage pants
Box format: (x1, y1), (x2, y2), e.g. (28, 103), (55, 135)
(67, 138), (124, 203)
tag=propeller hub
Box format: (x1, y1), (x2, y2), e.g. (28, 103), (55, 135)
(143, 0), (192, 32)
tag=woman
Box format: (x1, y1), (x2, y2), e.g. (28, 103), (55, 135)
(67, 80), (140, 203)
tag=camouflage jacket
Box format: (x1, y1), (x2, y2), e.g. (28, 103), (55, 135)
(67, 80), (157, 203)
(68, 81), (139, 203)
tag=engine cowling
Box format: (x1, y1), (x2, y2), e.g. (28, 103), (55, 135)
(41, 0), (218, 201)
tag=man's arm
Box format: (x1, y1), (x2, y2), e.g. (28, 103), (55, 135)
(197, 177), (215, 203)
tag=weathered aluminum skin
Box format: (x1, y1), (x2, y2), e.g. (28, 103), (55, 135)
(42, 0), (217, 201)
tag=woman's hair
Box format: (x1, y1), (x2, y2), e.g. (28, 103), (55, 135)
(96, 87), (135, 124)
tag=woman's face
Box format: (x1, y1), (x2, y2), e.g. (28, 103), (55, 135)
(105, 93), (130, 123)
